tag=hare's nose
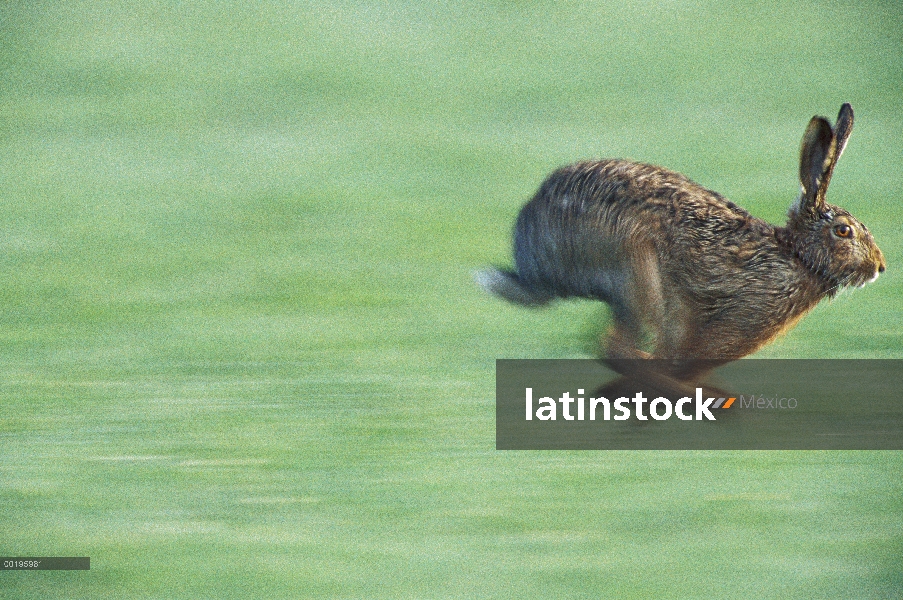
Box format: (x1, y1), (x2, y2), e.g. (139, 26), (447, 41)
(878, 263), (886, 273)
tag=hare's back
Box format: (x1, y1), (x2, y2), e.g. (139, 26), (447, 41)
(529, 159), (752, 223)
(514, 159), (773, 299)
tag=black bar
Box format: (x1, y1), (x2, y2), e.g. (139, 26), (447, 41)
(0, 557), (90, 570)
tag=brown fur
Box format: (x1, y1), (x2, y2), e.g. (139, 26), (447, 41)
(478, 104), (885, 381)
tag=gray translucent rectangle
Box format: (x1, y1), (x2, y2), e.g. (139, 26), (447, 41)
(496, 359), (903, 450)
(0, 557), (90, 570)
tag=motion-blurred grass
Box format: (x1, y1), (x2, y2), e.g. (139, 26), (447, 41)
(1, 1), (901, 598)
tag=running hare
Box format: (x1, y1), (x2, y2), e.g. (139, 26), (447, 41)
(477, 104), (885, 380)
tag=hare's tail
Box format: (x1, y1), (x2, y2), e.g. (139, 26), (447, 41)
(473, 268), (553, 307)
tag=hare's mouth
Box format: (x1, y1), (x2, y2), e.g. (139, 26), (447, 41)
(854, 268), (881, 287)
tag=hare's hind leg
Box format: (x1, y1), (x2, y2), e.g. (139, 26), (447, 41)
(652, 318), (741, 382)
(601, 250), (701, 396)
(605, 307), (652, 359)
(601, 242), (665, 360)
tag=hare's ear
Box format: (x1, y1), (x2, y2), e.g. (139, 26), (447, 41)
(816, 103), (854, 199)
(832, 103), (854, 162)
(798, 115), (833, 213)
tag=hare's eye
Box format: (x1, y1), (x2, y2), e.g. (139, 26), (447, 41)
(834, 224), (853, 238)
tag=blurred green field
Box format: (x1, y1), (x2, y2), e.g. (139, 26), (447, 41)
(1, 1), (902, 598)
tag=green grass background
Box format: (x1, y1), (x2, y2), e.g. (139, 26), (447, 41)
(1, 1), (902, 597)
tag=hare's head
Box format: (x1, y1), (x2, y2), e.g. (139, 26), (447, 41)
(787, 104), (886, 291)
